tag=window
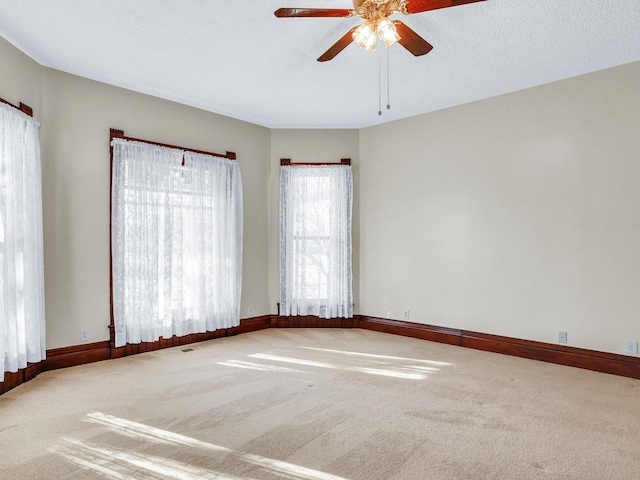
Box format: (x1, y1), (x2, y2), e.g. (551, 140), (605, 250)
(0, 101), (46, 376)
(111, 136), (242, 348)
(280, 162), (353, 318)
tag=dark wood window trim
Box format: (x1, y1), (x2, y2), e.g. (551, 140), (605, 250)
(110, 128), (236, 161)
(108, 129), (237, 353)
(0, 97), (34, 117)
(281, 158), (351, 166)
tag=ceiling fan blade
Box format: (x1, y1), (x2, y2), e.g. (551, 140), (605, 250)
(317, 27), (358, 62)
(393, 21), (434, 56)
(274, 8), (354, 18)
(405, 0), (486, 15)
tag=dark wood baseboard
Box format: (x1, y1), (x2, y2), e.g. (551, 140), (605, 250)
(3, 314), (638, 397)
(359, 316), (462, 346)
(272, 315), (357, 329)
(1, 363), (44, 395)
(359, 315), (640, 380)
(1, 316), (272, 396)
(110, 315), (272, 359)
(46, 341), (112, 371)
(110, 330), (227, 359)
(461, 330), (640, 380)
(1, 341), (111, 395)
(234, 315), (272, 335)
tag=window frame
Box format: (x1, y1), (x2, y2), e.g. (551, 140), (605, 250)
(0, 96), (43, 394)
(279, 157), (353, 319)
(108, 129), (237, 353)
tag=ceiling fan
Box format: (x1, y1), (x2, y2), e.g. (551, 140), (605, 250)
(275, 0), (486, 62)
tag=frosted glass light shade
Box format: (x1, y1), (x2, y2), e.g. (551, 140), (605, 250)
(378, 18), (400, 47)
(353, 21), (377, 51)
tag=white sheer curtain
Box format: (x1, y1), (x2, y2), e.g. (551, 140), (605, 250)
(0, 103), (46, 376)
(111, 139), (243, 348)
(280, 165), (353, 318)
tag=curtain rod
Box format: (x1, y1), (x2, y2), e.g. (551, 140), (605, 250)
(110, 129), (236, 161)
(281, 158), (351, 166)
(0, 97), (34, 117)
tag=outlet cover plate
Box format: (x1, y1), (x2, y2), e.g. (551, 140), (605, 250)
(625, 340), (638, 355)
(80, 329), (89, 342)
(403, 310), (410, 320)
(558, 331), (567, 344)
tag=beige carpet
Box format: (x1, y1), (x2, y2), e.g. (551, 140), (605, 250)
(0, 328), (638, 480)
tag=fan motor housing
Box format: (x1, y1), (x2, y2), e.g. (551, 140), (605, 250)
(354, 0), (409, 19)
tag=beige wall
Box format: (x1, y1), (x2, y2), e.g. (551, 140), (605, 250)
(359, 62), (640, 355)
(269, 130), (360, 311)
(1, 36), (271, 349)
(0, 36), (42, 114)
(4, 32), (640, 356)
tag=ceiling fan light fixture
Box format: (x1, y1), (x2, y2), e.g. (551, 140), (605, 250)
(275, 0), (487, 62)
(352, 20), (377, 51)
(377, 18), (400, 48)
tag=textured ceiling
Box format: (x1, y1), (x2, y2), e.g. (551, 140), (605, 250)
(0, 1), (638, 128)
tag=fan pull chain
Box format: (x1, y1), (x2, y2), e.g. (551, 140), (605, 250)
(378, 49), (382, 116)
(387, 47), (391, 111)
(376, 46), (392, 116)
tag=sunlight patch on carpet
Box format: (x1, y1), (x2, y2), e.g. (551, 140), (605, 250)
(217, 360), (310, 373)
(248, 353), (337, 369)
(248, 352), (435, 380)
(61, 412), (351, 480)
(299, 347), (454, 366)
(53, 436), (248, 480)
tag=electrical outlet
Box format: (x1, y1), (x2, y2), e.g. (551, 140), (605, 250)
(248, 306), (254, 315)
(403, 310), (410, 320)
(625, 340), (638, 355)
(80, 329), (89, 342)
(558, 331), (567, 344)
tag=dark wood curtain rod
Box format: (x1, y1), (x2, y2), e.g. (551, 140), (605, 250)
(110, 129), (236, 160)
(281, 158), (351, 166)
(0, 97), (34, 117)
